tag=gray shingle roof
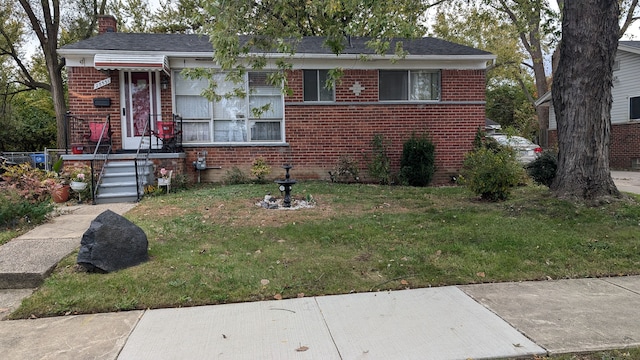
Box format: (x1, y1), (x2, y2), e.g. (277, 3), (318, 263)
(60, 33), (491, 56)
(620, 41), (640, 49)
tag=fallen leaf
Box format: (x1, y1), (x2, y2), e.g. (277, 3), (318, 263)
(295, 346), (309, 352)
(297, 293), (305, 298)
(435, 250), (442, 256)
(274, 294), (283, 300)
(400, 279), (409, 285)
(260, 279), (270, 285)
(476, 272), (486, 278)
(222, 334), (227, 339)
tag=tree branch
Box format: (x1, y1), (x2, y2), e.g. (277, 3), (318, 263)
(620, 0), (640, 38)
(17, 0), (46, 47)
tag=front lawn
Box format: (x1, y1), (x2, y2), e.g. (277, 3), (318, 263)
(10, 182), (640, 319)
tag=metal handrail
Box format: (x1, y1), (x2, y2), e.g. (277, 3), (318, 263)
(90, 115), (112, 204)
(134, 115), (153, 201)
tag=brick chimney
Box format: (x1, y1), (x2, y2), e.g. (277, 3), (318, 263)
(98, 15), (117, 34)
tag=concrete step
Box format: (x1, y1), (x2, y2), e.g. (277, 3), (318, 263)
(94, 159), (153, 204)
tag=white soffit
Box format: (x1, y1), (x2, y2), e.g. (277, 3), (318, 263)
(94, 54), (170, 74)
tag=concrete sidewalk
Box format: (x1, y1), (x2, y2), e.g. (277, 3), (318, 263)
(2, 277), (640, 359)
(0, 173), (639, 359)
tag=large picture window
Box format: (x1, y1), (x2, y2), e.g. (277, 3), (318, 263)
(303, 70), (334, 101)
(174, 71), (284, 143)
(379, 70), (440, 101)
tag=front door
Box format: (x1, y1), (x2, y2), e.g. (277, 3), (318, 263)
(121, 71), (161, 150)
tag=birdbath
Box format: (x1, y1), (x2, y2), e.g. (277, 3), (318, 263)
(274, 164), (297, 208)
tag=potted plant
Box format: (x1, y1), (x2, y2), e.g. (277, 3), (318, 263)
(44, 178), (70, 203)
(41, 159), (71, 203)
(66, 164), (91, 202)
(158, 168), (170, 186)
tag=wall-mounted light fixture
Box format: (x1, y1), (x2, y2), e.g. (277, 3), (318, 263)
(161, 75), (169, 90)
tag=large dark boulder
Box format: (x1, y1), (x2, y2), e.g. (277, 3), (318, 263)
(77, 210), (148, 273)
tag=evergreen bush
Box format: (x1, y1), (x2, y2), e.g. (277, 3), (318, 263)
(526, 150), (557, 187)
(399, 134), (436, 187)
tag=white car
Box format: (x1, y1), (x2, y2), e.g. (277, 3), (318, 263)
(488, 134), (543, 164)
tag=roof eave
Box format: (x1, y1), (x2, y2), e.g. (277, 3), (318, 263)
(59, 48), (495, 62)
(618, 43), (640, 55)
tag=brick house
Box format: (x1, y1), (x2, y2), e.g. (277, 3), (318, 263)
(538, 41), (640, 170)
(58, 15), (494, 202)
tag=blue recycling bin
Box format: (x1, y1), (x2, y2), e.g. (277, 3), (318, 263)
(30, 153), (46, 169)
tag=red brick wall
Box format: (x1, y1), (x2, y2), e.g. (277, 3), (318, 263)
(67, 67), (122, 149)
(611, 122), (640, 169)
(67, 67), (487, 185)
(67, 67), (174, 151)
(548, 122), (640, 170)
(194, 69), (486, 184)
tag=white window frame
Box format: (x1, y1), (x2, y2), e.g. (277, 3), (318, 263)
(378, 70), (440, 102)
(303, 70), (335, 102)
(173, 70), (285, 144)
(630, 95), (640, 121)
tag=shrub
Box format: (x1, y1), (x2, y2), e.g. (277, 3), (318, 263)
(461, 146), (523, 201)
(250, 157), (271, 183)
(0, 181), (52, 229)
(526, 150), (557, 187)
(224, 167), (249, 185)
(367, 134), (392, 185)
(0, 163), (52, 203)
(329, 155), (359, 183)
(399, 134), (436, 187)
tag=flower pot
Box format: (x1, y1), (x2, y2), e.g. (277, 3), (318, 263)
(70, 181), (88, 192)
(51, 185), (70, 203)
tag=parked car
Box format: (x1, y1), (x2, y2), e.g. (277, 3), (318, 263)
(488, 134), (543, 164)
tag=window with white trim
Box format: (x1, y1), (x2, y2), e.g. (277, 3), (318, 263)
(304, 70), (335, 101)
(379, 70), (440, 101)
(630, 96), (640, 120)
(174, 71), (284, 143)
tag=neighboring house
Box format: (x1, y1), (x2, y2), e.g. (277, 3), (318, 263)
(58, 15), (494, 201)
(538, 41), (640, 170)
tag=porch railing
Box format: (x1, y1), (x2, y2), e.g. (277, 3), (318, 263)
(89, 115), (112, 204)
(134, 115), (153, 201)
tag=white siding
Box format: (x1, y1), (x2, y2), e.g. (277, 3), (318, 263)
(611, 50), (640, 124)
(548, 49), (640, 130)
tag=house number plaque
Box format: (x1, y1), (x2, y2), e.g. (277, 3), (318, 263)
(94, 77), (112, 90)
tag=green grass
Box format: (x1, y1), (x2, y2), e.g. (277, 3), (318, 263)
(506, 347), (640, 359)
(8, 182), (640, 319)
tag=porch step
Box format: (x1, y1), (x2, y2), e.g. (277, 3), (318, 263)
(94, 159), (154, 204)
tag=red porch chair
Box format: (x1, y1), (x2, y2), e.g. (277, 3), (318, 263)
(83, 121), (111, 153)
(153, 120), (182, 152)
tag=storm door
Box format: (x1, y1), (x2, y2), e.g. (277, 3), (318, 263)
(121, 71), (161, 149)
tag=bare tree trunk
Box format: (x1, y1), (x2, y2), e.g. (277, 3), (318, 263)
(551, 0), (620, 200)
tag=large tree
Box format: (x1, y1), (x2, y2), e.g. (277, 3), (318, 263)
(1, 0), (106, 148)
(551, 0), (620, 200)
(195, 0), (445, 96)
(431, 5), (538, 136)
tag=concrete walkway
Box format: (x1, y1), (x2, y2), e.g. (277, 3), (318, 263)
(0, 173), (639, 359)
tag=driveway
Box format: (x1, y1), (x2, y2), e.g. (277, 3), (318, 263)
(611, 170), (640, 195)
